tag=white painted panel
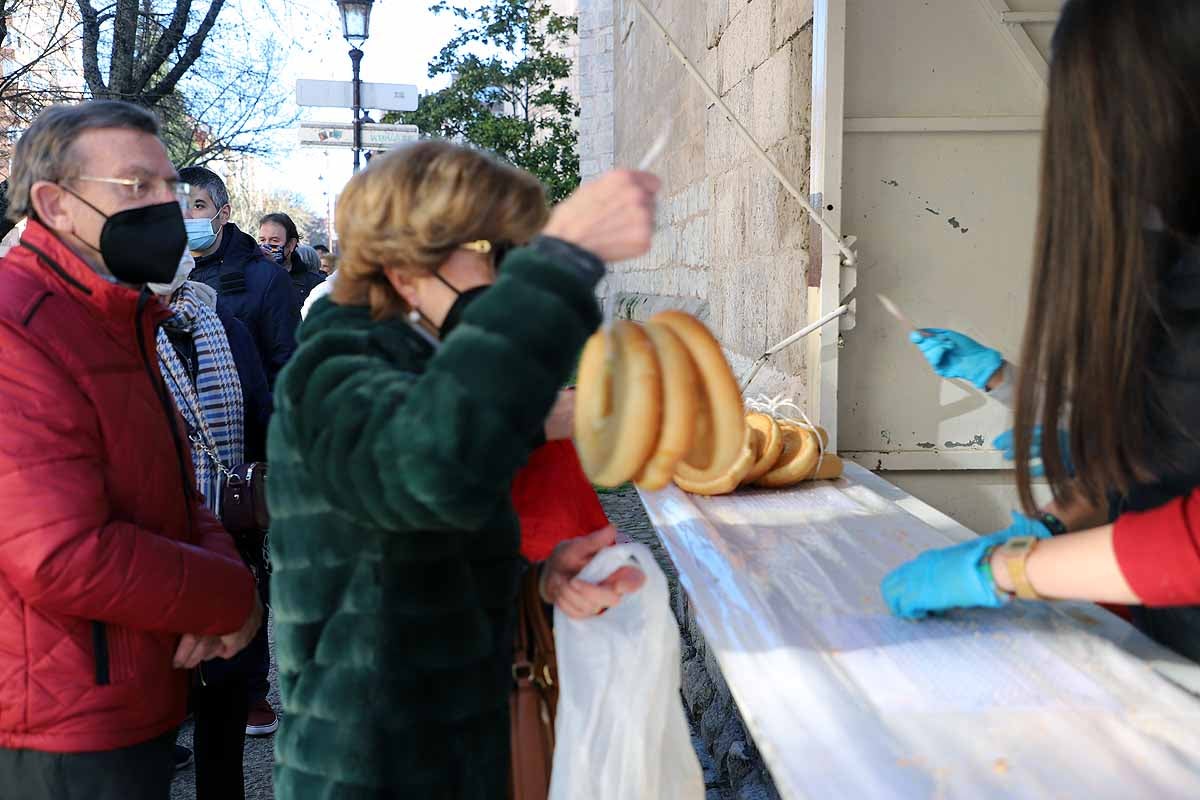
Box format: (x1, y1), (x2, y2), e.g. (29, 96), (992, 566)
(833, 0), (1063, 476)
(842, 0), (1045, 118)
(884, 469), (1053, 534)
(839, 130), (1040, 459)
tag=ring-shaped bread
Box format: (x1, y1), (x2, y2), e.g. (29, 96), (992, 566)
(740, 412), (784, 485)
(754, 424), (820, 489)
(808, 453), (844, 481)
(649, 312), (746, 484)
(635, 322), (700, 491)
(674, 424), (755, 496)
(574, 321), (663, 486)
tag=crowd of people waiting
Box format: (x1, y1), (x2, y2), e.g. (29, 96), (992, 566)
(0, 88), (652, 798)
(0, 1), (1197, 798)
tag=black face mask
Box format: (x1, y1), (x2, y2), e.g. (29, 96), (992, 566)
(62, 188), (186, 285)
(439, 285), (490, 338)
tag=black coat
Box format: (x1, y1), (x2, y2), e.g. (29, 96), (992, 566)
(1115, 236), (1200, 661)
(288, 256), (326, 319)
(191, 223), (298, 387)
(215, 305), (272, 463)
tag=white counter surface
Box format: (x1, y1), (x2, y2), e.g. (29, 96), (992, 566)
(638, 463), (1200, 799)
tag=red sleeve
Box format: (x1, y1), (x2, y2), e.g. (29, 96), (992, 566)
(191, 503), (257, 627)
(0, 325), (255, 637)
(193, 503), (243, 564)
(1113, 489), (1200, 606)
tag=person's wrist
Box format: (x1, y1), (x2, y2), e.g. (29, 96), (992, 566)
(987, 545), (1016, 595)
(970, 349), (1005, 390)
(985, 362), (1007, 392)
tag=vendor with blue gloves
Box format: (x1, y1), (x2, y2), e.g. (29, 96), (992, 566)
(880, 0), (1200, 630)
(909, 328), (1011, 402)
(910, 328), (1070, 476)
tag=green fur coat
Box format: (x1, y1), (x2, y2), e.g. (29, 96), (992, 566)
(268, 244), (600, 798)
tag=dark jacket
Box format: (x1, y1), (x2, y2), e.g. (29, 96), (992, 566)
(190, 222), (299, 386)
(216, 305), (272, 462)
(161, 293), (273, 688)
(1114, 236), (1200, 661)
(0, 221), (255, 752)
(288, 257), (326, 320)
(268, 240), (602, 798)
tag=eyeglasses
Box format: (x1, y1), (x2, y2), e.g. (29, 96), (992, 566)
(74, 175), (191, 207)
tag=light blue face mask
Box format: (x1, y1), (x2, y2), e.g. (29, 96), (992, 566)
(185, 209), (221, 252)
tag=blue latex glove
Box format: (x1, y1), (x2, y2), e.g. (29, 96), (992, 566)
(881, 512), (1052, 620)
(909, 328), (1004, 390)
(993, 427), (1074, 478)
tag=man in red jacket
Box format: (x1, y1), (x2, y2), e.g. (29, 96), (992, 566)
(0, 101), (261, 799)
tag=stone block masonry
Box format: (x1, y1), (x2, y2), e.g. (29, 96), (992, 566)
(580, 2), (817, 793)
(582, 0), (816, 401)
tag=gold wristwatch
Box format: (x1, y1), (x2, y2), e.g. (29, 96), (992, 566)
(997, 536), (1041, 600)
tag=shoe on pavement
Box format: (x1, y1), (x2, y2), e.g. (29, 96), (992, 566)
(245, 698), (279, 737)
(174, 744), (194, 771)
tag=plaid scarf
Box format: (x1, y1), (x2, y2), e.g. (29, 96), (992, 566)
(156, 281), (245, 514)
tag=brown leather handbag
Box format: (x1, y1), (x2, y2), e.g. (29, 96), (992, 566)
(510, 565), (559, 800)
(221, 461), (269, 535)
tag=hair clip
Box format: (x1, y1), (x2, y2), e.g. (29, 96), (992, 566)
(458, 240), (492, 254)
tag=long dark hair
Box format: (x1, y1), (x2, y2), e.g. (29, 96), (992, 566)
(1015, 0), (1200, 514)
(259, 212), (302, 270)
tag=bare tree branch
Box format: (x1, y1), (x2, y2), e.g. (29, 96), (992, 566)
(0, 0), (84, 116)
(107, 0), (139, 92)
(144, 0), (223, 104)
(77, 0), (110, 95)
(131, 0), (189, 92)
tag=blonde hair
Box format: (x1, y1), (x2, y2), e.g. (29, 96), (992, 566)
(331, 140), (549, 320)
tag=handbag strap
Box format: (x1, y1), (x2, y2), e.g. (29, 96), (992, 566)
(160, 359), (237, 481)
(513, 568), (536, 685)
(519, 566), (556, 687)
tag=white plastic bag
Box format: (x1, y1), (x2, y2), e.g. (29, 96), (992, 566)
(549, 543), (705, 800)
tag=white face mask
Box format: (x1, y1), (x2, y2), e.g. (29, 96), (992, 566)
(148, 249), (195, 298)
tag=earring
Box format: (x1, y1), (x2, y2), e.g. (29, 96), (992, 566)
(408, 308), (421, 325)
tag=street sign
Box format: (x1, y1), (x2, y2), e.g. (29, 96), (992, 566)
(295, 79), (419, 112)
(298, 122), (420, 151)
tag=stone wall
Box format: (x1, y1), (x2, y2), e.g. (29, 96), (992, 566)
(578, 0), (615, 181)
(592, 0), (815, 399)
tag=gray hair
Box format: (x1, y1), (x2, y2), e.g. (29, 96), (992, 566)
(296, 243), (322, 273)
(178, 165), (230, 210)
(7, 100), (160, 223)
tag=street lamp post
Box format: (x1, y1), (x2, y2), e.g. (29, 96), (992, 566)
(349, 47), (363, 172)
(335, 0), (375, 173)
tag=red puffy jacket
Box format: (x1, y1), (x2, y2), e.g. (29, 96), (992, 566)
(0, 222), (256, 753)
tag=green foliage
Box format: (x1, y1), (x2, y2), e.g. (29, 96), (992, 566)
(384, 0), (580, 202)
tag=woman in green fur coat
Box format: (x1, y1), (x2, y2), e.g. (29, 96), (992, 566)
(267, 140), (659, 798)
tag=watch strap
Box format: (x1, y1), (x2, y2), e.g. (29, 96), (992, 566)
(1000, 535), (1041, 600)
(1040, 512), (1067, 537)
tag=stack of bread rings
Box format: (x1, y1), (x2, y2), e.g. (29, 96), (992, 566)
(574, 311), (844, 495)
